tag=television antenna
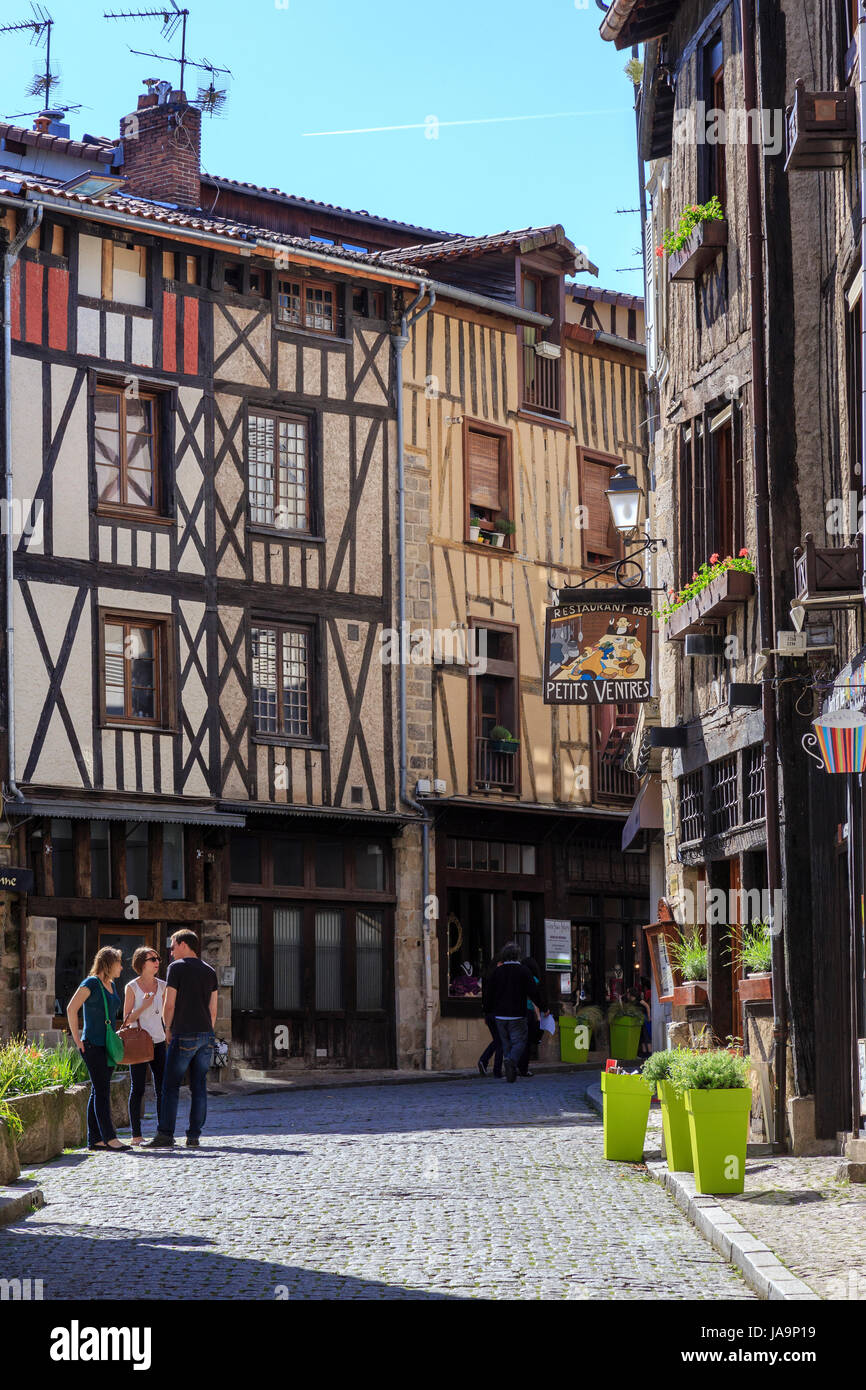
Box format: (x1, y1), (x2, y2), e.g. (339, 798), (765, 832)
(103, 4), (231, 113)
(0, 4), (60, 107)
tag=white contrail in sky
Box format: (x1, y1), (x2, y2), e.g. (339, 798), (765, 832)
(303, 108), (632, 137)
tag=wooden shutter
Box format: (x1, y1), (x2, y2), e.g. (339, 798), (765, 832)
(583, 459), (614, 554)
(467, 431), (501, 510)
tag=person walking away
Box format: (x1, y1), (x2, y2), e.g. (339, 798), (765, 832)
(486, 942), (549, 1083)
(146, 929), (218, 1149)
(478, 963), (504, 1077)
(517, 956), (548, 1078)
(124, 946), (167, 1145)
(66, 946), (130, 1151)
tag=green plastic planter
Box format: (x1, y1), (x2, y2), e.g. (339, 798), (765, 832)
(559, 1016), (591, 1064)
(657, 1079), (693, 1172)
(609, 1015), (643, 1060)
(600, 1070), (653, 1161)
(684, 1087), (752, 1194)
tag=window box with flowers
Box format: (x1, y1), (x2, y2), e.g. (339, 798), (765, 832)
(657, 551), (755, 640)
(658, 197), (728, 281)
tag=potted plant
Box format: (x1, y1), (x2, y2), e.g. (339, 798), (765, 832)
(489, 725), (520, 754)
(600, 1066), (654, 1162)
(673, 1047), (752, 1194)
(534, 340), (561, 359)
(642, 1049), (693, 1172)
(669, 927), (708, 1007)
(492, 517), (516, 548)
(560, 1003), (603, 1063)
(607, 999), (645, 1060)
(469, 515), (482, 543)
(733, 920), (773, 1004)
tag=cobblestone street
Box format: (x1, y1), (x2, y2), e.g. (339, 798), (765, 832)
(0, 1073), (753, 1300)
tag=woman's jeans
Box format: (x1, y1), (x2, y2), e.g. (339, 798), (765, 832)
(160, 1032), (214, 1140)
(128, 1040), (166, 1137)
(82, 1041), (116, 1145)
(479, 1015), (503, 1076)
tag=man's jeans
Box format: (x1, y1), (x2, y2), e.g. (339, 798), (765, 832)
(160, 1032), (214, 1140)
(496, 1016), (529, 1065)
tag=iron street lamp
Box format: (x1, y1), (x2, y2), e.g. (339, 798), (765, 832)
(605, 462), (644, 537)
(555, 463), (666, 594)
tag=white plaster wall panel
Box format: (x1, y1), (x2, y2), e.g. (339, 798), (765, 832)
(98, 526), (111, 563)
(14, 582), (93, 790)
(11, 357), (43, 528)
(97, 588), (172, 613)
(256, 745), (268, 800)
(49, 365), (90, 562)
(131, 316), (153, 368)
(158, 735), (175, 793)
(269, 546), (283, 586)
(218, 604), (248, 800)
(272, 749), (288, 805)
(252, 543), (266, 584)
(213, 394), (245, 581)
(178, 599), (209, 797)
(322, 414), (351, 587)
(306, 546), (321, 586)
(303, 348), (321, 397)
(351, 421), (384, 594)
(77, 308), (100, 357)
(291, 748), (306, 804)
(175, 386), (207, 576)
(287, 546), (301, 588)
(105, 313), (125, 362)
(115, 528), (132, 567)
(310, 751), (322, 804)
(328, 351), (347, 399)
(78, 235), (102, 297)
(214, 305), (269, 388)
(140, 739), (155, 794)
(353, 330), (389, 406)
(276, 340), (297, 392)
(155, 531), (170, 569)
(123, 731), (136, 786)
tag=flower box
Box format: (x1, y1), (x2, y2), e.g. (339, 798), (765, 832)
(668, 219), (728, 281)
(793, 532), (862, 605)
(672, 980), (708, 1008)
(489, 739), (519, 755)
(534, 340), (561, 359)
(666, 569), (755, 640)
(785, 80), (857, 172)
(737, 972), (772, 1005)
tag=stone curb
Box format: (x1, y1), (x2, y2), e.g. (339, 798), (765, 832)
(0, 1183), (45, 1228)
(227, 1062), (599, 1095)
(583, 1082), (820, 1301)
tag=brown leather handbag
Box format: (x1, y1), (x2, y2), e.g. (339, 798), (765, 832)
(117, 1019), (154, 1065)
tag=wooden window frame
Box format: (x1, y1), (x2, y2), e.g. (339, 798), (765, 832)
(246, 406), (313, 535)
(250, 620), (316, 744)
(468, 618), (521, 795)
(847, 294), (862, 493)
(700, 34), (726, 207)
(94, 381), (164, 519)
(707, 401), (744, 560)
(577, 447), (625, 566)
(274, 275), (339, 337)
(99, 609), (174, 731)
(97, 237), (149, 308)
(462, 418), (515, 549)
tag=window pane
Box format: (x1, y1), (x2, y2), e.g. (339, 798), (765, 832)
(248, 414), (276, 524)
(251, 627), (278, 733)
(505, 843), (520, 874)
(273, 837), (304, 886)
(126, 822), (149, 899)
(50, 819), (74, 897)
(273, 907), (302, 1010)
(91, 820), (111, 897)
(472, 840), (489, 871)
(488, 841), (504, 872)
(231, 904), (261, 1010)
(104, 623), (125, 715)
(521, 845), (537, 875)
(275, 418), (308, 533)
(276, 280), (301, 325)
(457, 839), (472, 870)
(356, 842), (385, 891)
(315, 842), (344, 888)
(315, 908), (343, 1009)
(281, 629), (310, 737)
(163, 824), (185, 899)
(304, 285), (334, 332)
(230, 835), (261, 884)
(54, 919), (87, 1014)
(356, 908), (383, 1010)
(446, 837), (457, 869)
(129, 625), (156, 719)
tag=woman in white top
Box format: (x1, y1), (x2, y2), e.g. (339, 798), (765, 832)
(124, 945), (167, 1145)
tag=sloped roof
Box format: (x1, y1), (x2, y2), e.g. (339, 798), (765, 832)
(377, 224), (580, 268)
(0, 120), (117, 166)
(571, 283), (644, 310)
(201, 174), (459, 240)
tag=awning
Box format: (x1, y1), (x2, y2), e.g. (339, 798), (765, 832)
(9, 797), (246, 828)
(621, 777), (664, 850)
(218, 801), (414, 828)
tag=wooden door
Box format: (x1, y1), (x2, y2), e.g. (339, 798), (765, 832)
(97, 923), (158, 995)
(729, 859), (743, 1042)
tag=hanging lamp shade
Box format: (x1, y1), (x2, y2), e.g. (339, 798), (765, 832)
(802, 708), (866, 773)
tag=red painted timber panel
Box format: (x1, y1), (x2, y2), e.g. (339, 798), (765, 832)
(47, 266), (69, 351)
(183, 295), (198, 376)
(25, 261), (43, 343)
(162, 291), (177, 372)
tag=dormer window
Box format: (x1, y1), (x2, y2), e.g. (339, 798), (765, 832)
(520, 270), (561, 416)
(275, 277), (338, 335)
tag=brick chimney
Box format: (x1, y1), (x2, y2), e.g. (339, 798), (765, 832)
(120, 84), (201, 208)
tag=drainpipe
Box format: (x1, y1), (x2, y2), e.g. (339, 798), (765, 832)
(3, 202), (41, 801)
(860, 7), (866, 622)
(393, 282), (435, 1069)
(740, 0), (787, 1148)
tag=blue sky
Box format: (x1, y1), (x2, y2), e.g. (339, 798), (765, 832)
(2, 0), (644, 294)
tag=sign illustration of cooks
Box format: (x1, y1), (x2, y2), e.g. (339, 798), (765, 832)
(543, 590), (653, 705)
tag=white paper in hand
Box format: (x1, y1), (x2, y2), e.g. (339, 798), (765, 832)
(539, 1013), (555, 1035)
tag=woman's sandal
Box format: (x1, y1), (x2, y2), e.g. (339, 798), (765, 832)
(88, 1142), (107, 1150)
(105, 1142), (132, 1151)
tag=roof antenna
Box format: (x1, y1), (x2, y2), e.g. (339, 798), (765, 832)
(103, 3), (231, 113)
(0, 4), (61, 108)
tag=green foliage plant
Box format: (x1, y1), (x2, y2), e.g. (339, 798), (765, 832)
(735, 920), (772, 974)
(658, 195), (724, 256)
(655, 549), (755, 622)
(670, 1047), (751, 1093)
(669, 927), (708, 982)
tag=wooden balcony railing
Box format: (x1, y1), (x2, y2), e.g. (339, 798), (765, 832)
(593, 751), (638, 804)
(474, 737), (518, 792)
(522, 346), (560, 416)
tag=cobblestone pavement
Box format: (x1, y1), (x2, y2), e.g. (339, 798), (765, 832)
(0, 1073), (754, 1300)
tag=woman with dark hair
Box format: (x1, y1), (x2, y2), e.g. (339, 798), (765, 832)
(66, 946), (130, 1152)
(484, 942), (548, 1082)
(124, 945), (167, 1144)
(518, 956), (548, 1078)
(477, 962), (504, 1077)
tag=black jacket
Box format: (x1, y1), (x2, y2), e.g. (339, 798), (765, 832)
(485, 961), (545, 1017)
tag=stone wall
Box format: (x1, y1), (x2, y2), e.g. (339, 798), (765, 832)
(0, 893), (18, 1041)
(393, 824), (437, 1070)
(25, 915), (60, 1045)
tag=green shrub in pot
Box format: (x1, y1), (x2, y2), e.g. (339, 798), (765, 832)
(669, 927), (708, 982)
(670, 1047), (752, 1194)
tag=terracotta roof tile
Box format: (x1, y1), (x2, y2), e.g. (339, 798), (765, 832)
(202, 174), (459, 240)
(377, 225), (577, 267)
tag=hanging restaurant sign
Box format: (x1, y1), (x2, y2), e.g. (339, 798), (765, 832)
(543, 588), (653, 705)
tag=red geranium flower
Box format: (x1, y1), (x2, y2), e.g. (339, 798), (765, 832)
(656, 246), (664, 257)
(738, 548), (749, 557)
(709, 552), (720, 564)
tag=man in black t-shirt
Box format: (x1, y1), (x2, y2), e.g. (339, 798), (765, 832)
(146, 930), (218, 1149)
